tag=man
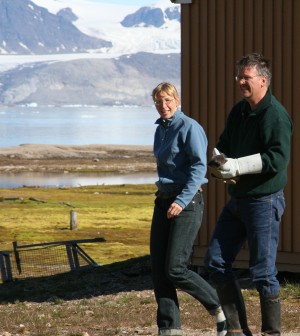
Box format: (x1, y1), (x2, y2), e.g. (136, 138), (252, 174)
(205, 53), (293, 335)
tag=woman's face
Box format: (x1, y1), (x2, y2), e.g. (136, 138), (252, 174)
(154, 91), (179, 120)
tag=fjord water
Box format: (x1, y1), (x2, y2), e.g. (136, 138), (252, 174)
(0, 105), (158, 187)
(0, 105), (158, 147)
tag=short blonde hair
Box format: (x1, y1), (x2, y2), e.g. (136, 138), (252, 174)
(151, 82), (180, 102)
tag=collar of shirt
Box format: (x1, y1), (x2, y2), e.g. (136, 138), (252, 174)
(155, 109), (181, 126)
(243, 88), (272, 117)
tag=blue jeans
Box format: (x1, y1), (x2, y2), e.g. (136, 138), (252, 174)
(150, 191), (221, 330)
(205, 190), (285, 296)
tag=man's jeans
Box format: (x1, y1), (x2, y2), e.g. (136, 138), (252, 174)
(205, 190), (285, 296)
(150, 191), (221, 330)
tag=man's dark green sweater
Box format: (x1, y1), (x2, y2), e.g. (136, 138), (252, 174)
(217, 89), (293, 198)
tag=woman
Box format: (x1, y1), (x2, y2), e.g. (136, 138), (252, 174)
(150, 82), (227, 336)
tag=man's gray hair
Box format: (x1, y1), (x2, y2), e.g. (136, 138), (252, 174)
(236, 52), (272, 85)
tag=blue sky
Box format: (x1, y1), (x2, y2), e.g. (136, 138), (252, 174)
(92, 0), (175, 7)
(99, 0), (155, 5)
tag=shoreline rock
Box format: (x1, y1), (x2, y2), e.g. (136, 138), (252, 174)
(0, 144), (156, 173)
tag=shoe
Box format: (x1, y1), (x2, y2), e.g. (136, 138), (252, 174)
(158, 329), (183, 336)
(217, 319), (227, 336)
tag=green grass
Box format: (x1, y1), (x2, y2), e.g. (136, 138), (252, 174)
(0, 184), (156, 265)
(0, 185), (299, 335)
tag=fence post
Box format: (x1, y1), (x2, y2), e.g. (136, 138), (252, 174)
(0, 252), (13, 282)
(70, 210), (77, 230)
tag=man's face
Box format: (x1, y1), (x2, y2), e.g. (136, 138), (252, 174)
(236, 66), (267, 103)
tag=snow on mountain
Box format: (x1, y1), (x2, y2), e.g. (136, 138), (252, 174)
(30, 0), (180, 55)
(0, 0), (181, 106)
(0, 0), (112, 55)
(0, 0), (180, 72)
(0, 52), (180, 106)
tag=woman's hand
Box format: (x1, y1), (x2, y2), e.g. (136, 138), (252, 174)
(167, 202), (183, 219)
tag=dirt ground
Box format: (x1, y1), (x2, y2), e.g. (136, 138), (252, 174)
(0, 144), (156, 173)
(1, 256), (299, 336)
(0, 144), (299, 335)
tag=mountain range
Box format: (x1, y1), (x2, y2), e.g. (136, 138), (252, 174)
(0, 0), (111, 55)
(0, 0), (181, 106)
(0, 52), (180, 106)
(121, 5), (180, 28)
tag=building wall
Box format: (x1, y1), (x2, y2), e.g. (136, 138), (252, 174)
(180, 0), (300, 272)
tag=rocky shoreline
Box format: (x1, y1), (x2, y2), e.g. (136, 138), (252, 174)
(0, 144), (156, 174)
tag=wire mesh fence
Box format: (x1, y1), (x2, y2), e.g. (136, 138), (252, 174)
(0, 238), (105, 283)
(12, 244), (73, 278)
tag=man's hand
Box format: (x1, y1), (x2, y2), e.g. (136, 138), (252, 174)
(208, 148), (239, 183)
(208, 148), (227, 168)
(217, 158), (240, 178)
(167, 203), (183, 219)
(208, 148), (262, 181)
(210, 172), (239, 184)
(208, 148), (228, 178)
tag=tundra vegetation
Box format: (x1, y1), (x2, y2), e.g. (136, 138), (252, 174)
(0, 185), (299, 335)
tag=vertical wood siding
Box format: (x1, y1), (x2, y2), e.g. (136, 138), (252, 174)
(180, 0), (300, 271)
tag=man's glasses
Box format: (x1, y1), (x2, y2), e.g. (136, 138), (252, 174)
(235, 75), (261, 82)
(154, 98), (174, 106)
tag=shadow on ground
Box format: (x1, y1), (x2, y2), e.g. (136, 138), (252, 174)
(1, 255), (299, 304)
(0, 255), (153, 303)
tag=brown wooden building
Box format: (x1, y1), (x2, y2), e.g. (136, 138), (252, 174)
(175, 0), (300, 272)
